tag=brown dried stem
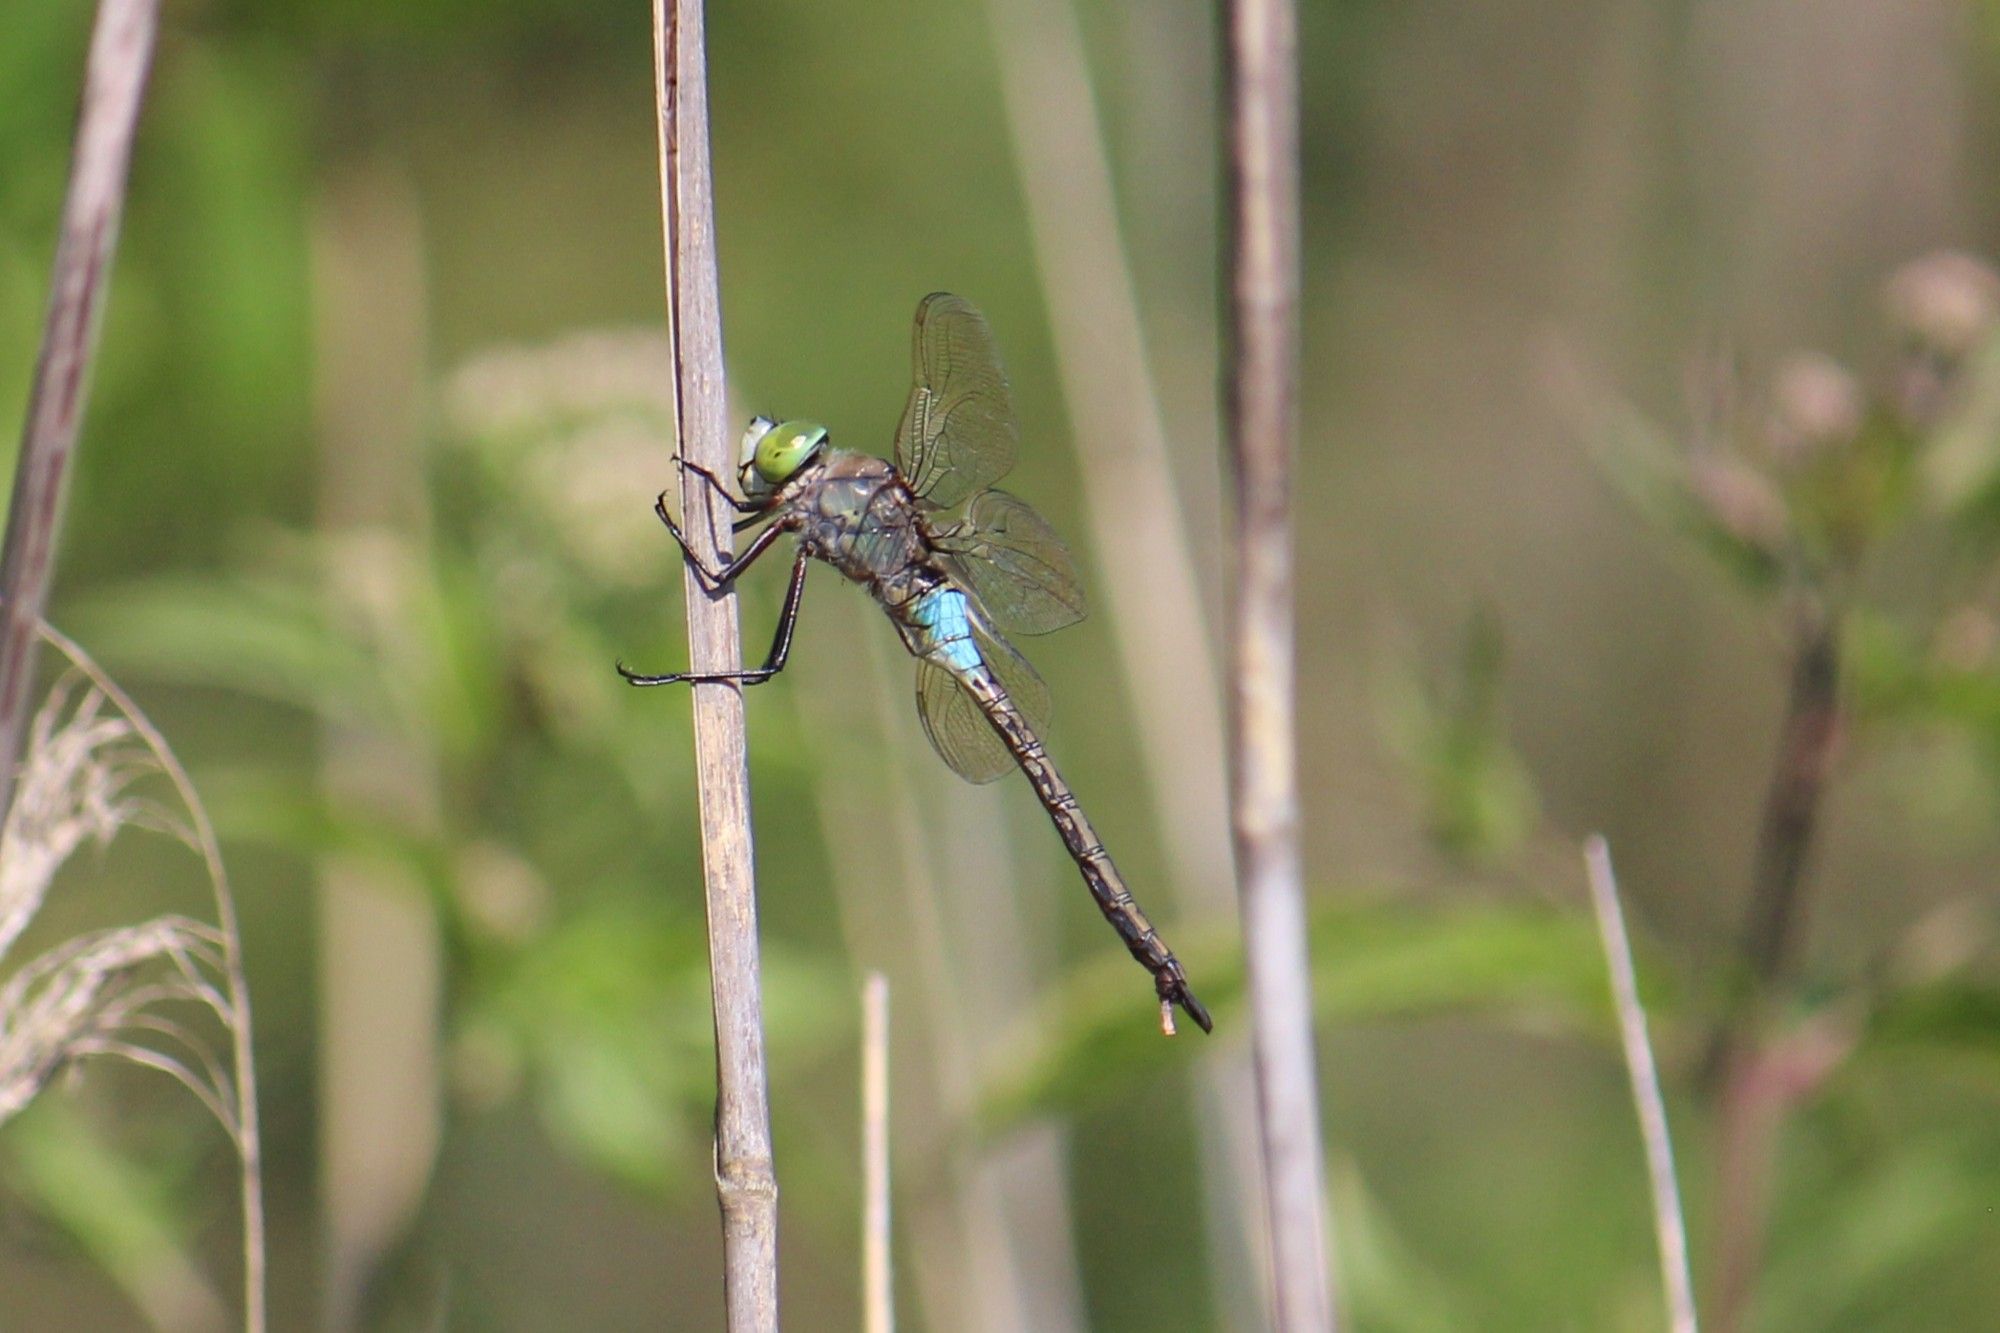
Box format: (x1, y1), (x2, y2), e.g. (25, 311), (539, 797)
(651, 3), (778, 1328)
(1709, 594), (1841, 1333)
(1224, 1), (1337, 1328)
(0, 0), (158, 827)
(1739, 596), (1840, 994)
(979, 0), (1261, 1316)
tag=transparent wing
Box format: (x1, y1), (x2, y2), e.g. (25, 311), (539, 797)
(937, 489), (1087, 637)
(894, 293), (1018, 511)
(914, 624), (1052, 784)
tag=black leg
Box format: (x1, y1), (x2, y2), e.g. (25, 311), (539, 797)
(674, 456), (762, 513)
(620, 547), (811, 687)
(653, 500), (788, 589)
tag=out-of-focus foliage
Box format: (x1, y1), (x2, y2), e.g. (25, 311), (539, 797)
(73, 332), (854, 1209)
(1377, 611), (1539, 865)
(978, 898), (1613, 1133)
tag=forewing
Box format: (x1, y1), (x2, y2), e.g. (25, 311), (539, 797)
(913, 623), (1053, 785)
(894, 294), (1018, 511)
(939, 490), (1087, 637)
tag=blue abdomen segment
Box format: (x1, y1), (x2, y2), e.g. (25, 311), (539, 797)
(906, 585), (984, 673)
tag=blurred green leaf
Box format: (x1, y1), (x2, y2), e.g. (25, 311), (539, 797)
(78, 541), (510, 768)
(977, 899), (1617, 1135)
(1758, 1141), (1995, 1332)
(1921, 331), (2000, 516)
(1865, 978), (2000, 1074)
(1847, 609), (2000, 761)
(1577, 378), (1788, 591)
(465, 904), (847, 1197)
(1329, 1153), (1470, 1333)
(2, 1104), (226, 1331)
(73, 573), (393, 726)
(198, 764), (460, 902)
(1379, 611), (1539, 865)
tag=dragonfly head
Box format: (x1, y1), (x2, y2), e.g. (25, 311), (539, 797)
(738, 416), (829, 496)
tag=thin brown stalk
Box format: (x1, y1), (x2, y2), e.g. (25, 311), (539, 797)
(651, 3), (778, 1327)
(981, 0), (1264, 1320)
(1583, 836), (1696, 1333)
(1710, 595), (1841, 1333)
(0, 0), (159, 826)
(42, 625), (265, 1333)
(1738, 597), (1840, 993)
(862, 972), (893, 1333)
(1224, 1), (1336, 1330)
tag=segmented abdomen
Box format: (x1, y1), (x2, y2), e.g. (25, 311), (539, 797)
(955, 664), (1179, 968)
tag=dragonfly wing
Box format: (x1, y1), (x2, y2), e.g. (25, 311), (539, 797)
(914, 622), (1053, 784)
(938, 489), (1087, 637)
(894, 294), (1018, 512)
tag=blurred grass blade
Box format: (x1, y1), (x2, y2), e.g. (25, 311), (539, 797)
(978, 900), (1615, 1134)
(74, 575), (393, 726)
(1864, 978), (2000, 1070)
(1326, 1154), (1467, 1333)
(5, 1102), (227, 1333)
(1755, 1143), (1991, 1331)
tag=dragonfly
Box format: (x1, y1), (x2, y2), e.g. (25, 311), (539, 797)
(621, 293), (1210, 1035)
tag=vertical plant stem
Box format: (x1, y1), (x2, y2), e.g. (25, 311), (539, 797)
(1710, 596), (1840, 1333)
(310, 168), (441, 1333)
(862, 972), (893, 1333)
(1739, 598), (1840, 992)
(1223, 2), (1336, 1330)
(982, 0), (1266, 1320)
(1584, 836), (1697, 1333)
(652, 3), (778, 1327)
(0, 0), (158, 827)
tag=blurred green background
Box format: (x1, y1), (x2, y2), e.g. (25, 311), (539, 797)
(7, 0), (2000, 1329)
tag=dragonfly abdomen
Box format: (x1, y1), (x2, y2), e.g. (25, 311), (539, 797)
(945, 649), (1213, 1034)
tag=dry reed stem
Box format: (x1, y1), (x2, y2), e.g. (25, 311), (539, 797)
(862, 972), (893, 1333)
(981, 0), (1268, 1318)
(1224, 0), (1336, 1328)
(0, 0), (156, 820)
(0, 0), (158, 826)
(651, 3), (778, 1327)
(1584, 836), (1697, 1333)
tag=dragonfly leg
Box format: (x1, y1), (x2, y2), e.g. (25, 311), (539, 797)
(619, 546), (810, 687)
(653, 497), (787, 590)
(673, 456), (763, 513)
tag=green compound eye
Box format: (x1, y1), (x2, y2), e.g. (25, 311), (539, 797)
(752, 419), (828, 487)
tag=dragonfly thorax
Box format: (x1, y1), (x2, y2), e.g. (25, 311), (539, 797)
(781, 449), (939, 610)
